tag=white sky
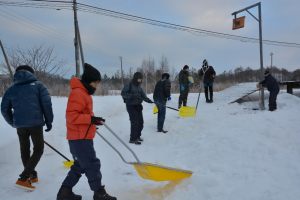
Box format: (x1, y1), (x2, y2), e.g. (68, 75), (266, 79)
(0, 0), (300, 77)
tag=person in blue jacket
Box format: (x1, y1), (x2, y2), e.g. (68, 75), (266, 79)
(1, 65), (53, 190)
(257, 69), (280, 111)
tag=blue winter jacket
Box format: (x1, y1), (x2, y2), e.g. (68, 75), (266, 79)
(1, 70), (53, 128)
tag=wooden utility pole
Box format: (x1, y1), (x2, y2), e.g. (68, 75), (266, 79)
(0, 40), (13, 80)
(119, 56), (124, 86)
(73, 0), (81, 77)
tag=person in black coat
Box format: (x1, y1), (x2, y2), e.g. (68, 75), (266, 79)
(257, 69), (280, 111)
(178, 65), (190, 108)
(153, 73), (171, 133)
(121, 72), (153, 144)
(199, 59), (216, 103)
(1, 65), (53, 190)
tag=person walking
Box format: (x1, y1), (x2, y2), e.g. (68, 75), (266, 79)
(121, 72), (153, 145)
(56, 63), (116, 200)
(199, 59), (216, 103)
(257, 69), (280, 111)
(153, 73), (171, 133)
(1, 65), (53, 190)
(178, 65), (190, 108)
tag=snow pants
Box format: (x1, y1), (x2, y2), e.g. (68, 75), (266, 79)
(62, 140), (102, 191)
(17, 126), (44, 179)
(126, 104), (144, 141)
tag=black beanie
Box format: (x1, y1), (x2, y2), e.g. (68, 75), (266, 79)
(162, 73), (170, 79)
(133, 72), (143, 80)
(16, 65), (34, 74)
(81, 63), (101, 84)
(183, 65), (189, 70)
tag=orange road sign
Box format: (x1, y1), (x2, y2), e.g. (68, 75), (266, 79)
(232, 16), (245, 30)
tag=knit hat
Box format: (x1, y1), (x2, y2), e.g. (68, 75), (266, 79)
(183, 65), (189, 70)
(15, 65), (34, 74)
(81, 63), (101, 84)
(203, 59), (208, 67)
(133, 72), (143, 80)
(162, 73), (170, 80)
(264, 69), (270, 76)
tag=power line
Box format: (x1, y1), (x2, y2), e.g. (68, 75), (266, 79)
(0, 0), (300, 48)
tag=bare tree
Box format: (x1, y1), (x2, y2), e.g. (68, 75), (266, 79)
(9, 45), (69, 79)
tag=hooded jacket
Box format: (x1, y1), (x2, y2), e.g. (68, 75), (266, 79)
(1, 70), (53, 128)
(121, 72), (152, 105)
(66, 77), (96, 140)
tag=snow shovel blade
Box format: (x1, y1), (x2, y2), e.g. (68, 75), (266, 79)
(132, 162), (192, 181)
(63, 160), (74, 168)
(179, 106), (196, 117)
(153, 105), (158, 114)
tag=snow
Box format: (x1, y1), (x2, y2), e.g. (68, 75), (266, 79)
(1, 83), (300, 200)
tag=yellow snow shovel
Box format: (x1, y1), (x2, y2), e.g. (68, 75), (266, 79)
(44, 141), (74, 168)
(153, 105), (159, 114)
(179, 83), (202, 117)
(97, 124), (192, 182)
(179, 106), (196, 117)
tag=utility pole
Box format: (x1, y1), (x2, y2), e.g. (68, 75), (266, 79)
(73, 0), (81, 77)
(232, 2), (265, 110)
(119, 56), (124, 86)
(0, 40), (13, 80)
(270, 52), (273, 71)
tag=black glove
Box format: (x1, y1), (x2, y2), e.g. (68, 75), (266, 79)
(91, 116), (105, 126)
(45, 123), (52, 132)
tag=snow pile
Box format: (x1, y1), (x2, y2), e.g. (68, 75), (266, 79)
(0, 83), (300, 200)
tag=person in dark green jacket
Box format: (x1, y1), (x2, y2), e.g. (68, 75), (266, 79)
(178, 65), (190, 109)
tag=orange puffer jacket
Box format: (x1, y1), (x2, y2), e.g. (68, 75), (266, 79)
(66, 77), (96, 140)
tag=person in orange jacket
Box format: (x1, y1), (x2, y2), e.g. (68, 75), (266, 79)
(57, 63), (117, 200)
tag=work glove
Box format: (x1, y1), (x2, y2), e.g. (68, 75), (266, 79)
(167, 96), (171, 101)
(91, 116), (106, 126)
(45, 123), (52, 132)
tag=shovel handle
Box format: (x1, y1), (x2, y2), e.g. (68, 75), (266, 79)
(102, 123), (141, 163)
(96, 131), (131, 164)
(44, 141), (71, 162)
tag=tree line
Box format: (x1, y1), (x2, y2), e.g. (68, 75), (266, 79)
(1, 46), (300, 96)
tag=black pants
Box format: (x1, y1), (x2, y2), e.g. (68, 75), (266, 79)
(17, 126), (44, 179)
(269, 90), (279, 111)
(178, 89), (189, 108)
(204, 82), (213, 102)
(126, 104), (144, 141)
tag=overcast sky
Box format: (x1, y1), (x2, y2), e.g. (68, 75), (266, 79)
(0, 0), (300, 77)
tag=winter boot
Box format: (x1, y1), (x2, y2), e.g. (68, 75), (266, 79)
(93, 186), (117, 200)
(137, 137), (143, 142)
(16, 177), (35, 191)
(129, 139), (141, 145)
(157, 129), (168, 133)
(57, 185), (82, 200)
(30, 171), (38, 183)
